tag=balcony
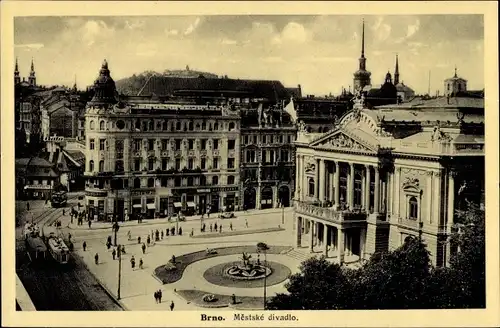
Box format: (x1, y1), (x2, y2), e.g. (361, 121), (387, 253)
(295, 200), (367, 225)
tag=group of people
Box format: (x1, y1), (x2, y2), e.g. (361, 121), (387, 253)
(153, 290), (175, 310)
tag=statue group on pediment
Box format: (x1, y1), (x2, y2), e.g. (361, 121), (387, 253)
(304, 160), (316, 173)
(431, 126), (453, 142)
(402, 176), (420, 190)
(327, 133), (368, 151)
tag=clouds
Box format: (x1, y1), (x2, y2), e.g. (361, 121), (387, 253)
(14, 15), (484, 95)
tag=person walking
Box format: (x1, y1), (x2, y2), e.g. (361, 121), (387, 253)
(154, 291), (159, 304)
(230, 222), (233, 231)
(138, 236), (141, 244)
(139, 258), (144, 269)
(171, 226), (175, 236)
(214, 222), (218, 231)
(130, 256), (136, 270)
(245, 219), (248, 228)
(178, 227), (183, 236)
(112, 248), (116, 260)
(210, 224), (213, 232)
(94, 253), (99, 265)
(142, 242), (146, 254)
(158, 289), (162, 303)
(147, 235), (151, 246)
(127, 230), (132, 241)
(63, 209), (65, 216)
(88, 219), (92, 229)
(82, 241), (87, 251)
(161, 230), (164, 239)
(170, 301), (175, 311)
(190, 228), (194, 237)
(166, 228), (169, 236)
(26, 202), (30, 211)
(220, 224), (223, 233)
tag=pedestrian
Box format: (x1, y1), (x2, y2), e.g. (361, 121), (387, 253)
(166, 228), (169, 236)
(171, 227), (175, 236)
(112, 248), (116, 260)
(178, 227), (182, 236)
(26, 202), (30, 211)
(142, 243), (146, 254)
(220, 224), (223, 233)
(155, 229), (159, 241)
(88, 219), (92, 229)
(63, 209), (65, 216)
(154, 291), (158, 303)
(171, 254), (176, 263)
(230, 222), (233, 231)
(170, 301), (175, 311)
(94, 253), (99, 265)
(191, 228), (194, 237)
(82, 241), (87, 251)
(130, 256), (136, 269)
(139, 258), (144, 269)
(161, 230), (164, 239)
(147, 235), (151, 246)
(68, 233), (72, 241)
(138, 236), (141, 244)
(127, 230), (131, 241)
(121, 245), (126, 254)
(214, 222), (218, 231)
(202, 223), (206, 232)
(210, 224), (213, 232)
(107, 235), (112, 245)
(158, 289), (162, 303)
(245, 219), (248, 228)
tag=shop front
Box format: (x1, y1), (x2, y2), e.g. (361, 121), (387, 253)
(146, 198), (156, 219)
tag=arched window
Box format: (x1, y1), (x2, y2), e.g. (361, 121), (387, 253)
(187, 177), (194, 186)
(228, 122), (235, 131)
(409, 196), (418, 220)
(99, 160), (104, 172)
(162, 120), (168, 131)
(228, 175), (235, 185)
(133, 178), (140, 188)
(135, 119), (141, 131)
(201, 121), (206, 130)
(89, 120), (95, 130)
(176, 121), (181, 131)
(308, 178), (315, 197)
(142, 121), (148, 131)
(156, 121), (162, 130)
(214, 122), (219, 131)
(195, 123), (200, 130)
(212, 176), (219, 185)
(147, 178), (154, 188)
(188, 121), (194, 131)
(88, 160), (94, 172)
(200, 175), (206, 186)
(149, 120), (154, 131)
(99, 120), (105, 130)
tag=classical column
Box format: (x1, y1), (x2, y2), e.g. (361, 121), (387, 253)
(334, 162), (340, 209)
(387, 172), (393, 216)
(394, 167), (401, 218)
(329, 164), (334, 203)
(301, 156), (306, 200)
(319, 159), (325, 204)
(323, 224), (329, 256)
(337, 229), (345, 264)
(374, 166), (380, 214)
(309, 220), (315, 252)
(315, 159), (320, 198)
(364, 165), (371, 211)
(426, 171), (433, 224)
(361, 169), (366, 210)
(432, 171), (442, 225)
(359, 228), (366, 260)
(446, 170), (455, 267)
(348, 163), (355, 209)
(295, 154), (301, 200)
(296, 216), (302, 247)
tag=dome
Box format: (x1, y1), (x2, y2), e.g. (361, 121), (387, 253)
(89, 59), (117, 105)
(354, 69), (372, 77)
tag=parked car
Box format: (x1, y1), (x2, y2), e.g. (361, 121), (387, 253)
(220, 212), (235, 219)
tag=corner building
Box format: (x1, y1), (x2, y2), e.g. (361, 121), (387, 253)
(85, 61), (242, 219)
(294, 84), (484, 267)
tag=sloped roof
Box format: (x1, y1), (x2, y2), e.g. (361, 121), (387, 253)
(64, 150), (85, 167)
(365, 108), (484, 124)
(118, 75), (291, 102)
(376, 96), (484, 110)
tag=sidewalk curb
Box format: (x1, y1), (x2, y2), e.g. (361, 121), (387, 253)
(73, 253), (129, 311)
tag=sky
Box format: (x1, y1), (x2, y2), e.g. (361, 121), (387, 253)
(14, 15), (484, 96)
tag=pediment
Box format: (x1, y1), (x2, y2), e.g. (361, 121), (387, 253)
(310, 130), (378, 153)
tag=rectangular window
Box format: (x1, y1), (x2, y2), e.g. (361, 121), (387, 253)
(279, 135), (284, 143)
(134, 139), (141, 151)
(89, 138), (95, 150)
(162, 158), (167, 170)
(244, 136), (249, 144)
(148, 139), (154, 151)
(253, 135), (258, 144)
(269, 150), (275, 164)
(134, 159), (140, 171)
(175, 158), (181, 170)
(201, 139), (207, 150)
(148, 158), (154, 171)
(175, 139), (182, 150)
(228, 139), (235, 150)
(124, 179), (129, 188)
(213, 157), (219, 169)
(228, 158), (235, 169)
(188, 158), (194, 169)
(188, 139), (194, 150)
(161, 139), (168, 151)
(262, 150), (266, 163)
(99, 139), (106, 151)
(201, 158), (206, 169)
(213, 139), (219, 150)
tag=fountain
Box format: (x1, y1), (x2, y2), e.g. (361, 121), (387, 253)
(224, 252), (271, 280)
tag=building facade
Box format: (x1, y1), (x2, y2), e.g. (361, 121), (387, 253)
(293, 88), (484, 267)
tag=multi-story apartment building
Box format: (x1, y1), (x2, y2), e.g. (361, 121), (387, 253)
(240, 106), (296, 210)
(84, 60), (242, 220)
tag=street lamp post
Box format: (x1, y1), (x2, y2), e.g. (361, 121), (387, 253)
(281, 200), (285, 225)
(113, 221), (119, 246)
(117, 244), (122, 300)
(257, 242), (270, 310)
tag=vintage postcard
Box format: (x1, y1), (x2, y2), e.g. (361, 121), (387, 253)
(1, 1), (499, 327)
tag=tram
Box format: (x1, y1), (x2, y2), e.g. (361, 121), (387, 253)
(51, 191), (68, 208)
(42, 226), (70, 264)
(24, 223), (47, 261)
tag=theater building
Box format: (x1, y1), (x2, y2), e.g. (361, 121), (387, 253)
(293, 82), (484, 267)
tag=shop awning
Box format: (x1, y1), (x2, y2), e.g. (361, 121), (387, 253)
(174, 202), (182, 208)
(146, 203), (156, 210)
(187, 202), (196, 208)
(132, 204), (142, 208)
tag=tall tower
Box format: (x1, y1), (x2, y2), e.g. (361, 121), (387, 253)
(14, 58), (21, 85)
(88, 59), (118, 107)
(28, 58), (36, 87)
(353, 19), (371, 92)
(394, 54), (400, 85)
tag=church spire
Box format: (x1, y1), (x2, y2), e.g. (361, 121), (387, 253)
(14, 57), (20, 85)
(394, 54), (400, 85)
(28, 58), (36, 87)
(358, 19), (367, 71)
(30, 58), (35, 73)
(454, 65), (458, 78)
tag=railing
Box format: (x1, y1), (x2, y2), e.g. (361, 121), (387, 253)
(295, 200), (367, 224)
(398, 140), (484, 156)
